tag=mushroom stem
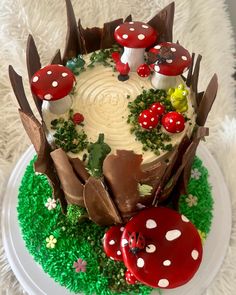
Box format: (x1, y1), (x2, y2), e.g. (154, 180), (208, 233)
(42, 95), (72, 114)
(121, 47), (145, 71)
(151, 72), (178, 90)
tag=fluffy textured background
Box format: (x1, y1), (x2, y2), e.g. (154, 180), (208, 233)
(0, 0), (235, 294)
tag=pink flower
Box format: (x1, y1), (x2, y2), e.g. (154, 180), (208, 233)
(73, 258), (87, 273)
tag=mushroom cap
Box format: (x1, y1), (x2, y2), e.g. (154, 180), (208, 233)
(114, 21), (157, 48)
(31, 64), (75, 101)
(103, 225), (124, 261)
(121, 207), (202, 289)
(138, 109), (159, 130)
(162, 111), (185, 133)
(149, 42), (191, 76)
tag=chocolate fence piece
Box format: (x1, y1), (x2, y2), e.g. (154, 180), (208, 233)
(186, 53), (195, 87)
(191, 54), (202, 97)
(50, 49), (63, 65)
(124, 14), (132, 22)
(69, 157), (90, 183)
(26, 34), (42, 117)
(84, 177), (122, 225)
(100, 19), (123, 49)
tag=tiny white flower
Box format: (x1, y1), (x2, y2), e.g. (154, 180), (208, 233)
(46, 235), (57, 249)
(191, 168), (201, 180)
(185, 194), (198, 207)
(45, 197), (57, 210)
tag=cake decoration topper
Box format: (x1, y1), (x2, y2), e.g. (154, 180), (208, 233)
(138, 109), (159, 130)
(149, 42), (192, 89)
(114, 21), (157, 71)
(168, 83), (189, 113)
(137, 63), (151, 78)
(31, 64), (75, 114)
(103, 225), (124, 261)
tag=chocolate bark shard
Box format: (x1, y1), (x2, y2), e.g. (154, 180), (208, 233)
(18, 110), (67, 212)
(186, 53), (195, 87)
(26, 34), (42, 117)
(50, 49), (63, 65)
(78, 20), (87, 54)
(103, 150), (145, 216)
(69, 157), (90, 183)
(100, 18), (123, 49)
(196, 74), (218, 126)
(148, 2), (175, 43)
(51, 148), (85, 207)
(124, 15), (132, 22)
(9, 66), (33, 116)
(84, 177), (122, 225)
(191, 54), (202, 95)
(63, 0), (83, 63)
(80, 26), (103, 53)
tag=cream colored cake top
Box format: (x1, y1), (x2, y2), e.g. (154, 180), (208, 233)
(43, 61), (195, 164)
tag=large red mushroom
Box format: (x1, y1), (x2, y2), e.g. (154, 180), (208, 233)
(31, 64), (75, 114)
(120, 207), (203, 289)
(149, 42), (191, 89)
(114, 21), (157, 71)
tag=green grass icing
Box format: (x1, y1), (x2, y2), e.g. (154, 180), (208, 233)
(17, 156), (213, 294)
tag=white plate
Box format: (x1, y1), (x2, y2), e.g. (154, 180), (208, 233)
(1, 144), (232, 295)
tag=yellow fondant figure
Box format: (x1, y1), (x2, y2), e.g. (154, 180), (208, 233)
(168, 84), (189, 113)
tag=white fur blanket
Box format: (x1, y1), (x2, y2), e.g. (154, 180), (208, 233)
(0, 0), (235, 294)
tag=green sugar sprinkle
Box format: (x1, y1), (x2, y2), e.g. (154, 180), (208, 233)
(17, 156), (213, 294)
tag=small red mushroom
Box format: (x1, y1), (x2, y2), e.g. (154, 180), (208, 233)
(137, 64), (151, 78)
(73, 113), (84, 125)
(138, 109), (159, 130)
(149, 42), (192, 89)
(162, 111), (185, 133)
(31, 64), (75, 114)
(114, 22), (157, 71)
(150, 102), (165, 116)
(120, 207), (203, 289)
(125, 269), (138, 285)
(103, 225), (124, 261)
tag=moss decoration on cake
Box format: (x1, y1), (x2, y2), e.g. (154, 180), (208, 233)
(18, 156), (213, 295)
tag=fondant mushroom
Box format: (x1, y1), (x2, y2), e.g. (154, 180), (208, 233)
(114, 21), (157, 71)
(121, 207), (203, 289)
(138, 109), (159, 130)
(31, 64), (75, 114)
(103, 225), (124, 261)
(162, 111), (185, 133)
(149, 42), (191, 89)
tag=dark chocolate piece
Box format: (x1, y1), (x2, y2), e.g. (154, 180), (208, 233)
(26, 34), (42, 117)
(196, 74), (218, 126)
(69, 157), (90, 183)
(124, 15), (132, 22)
(50, 49), (63, 65)
(148, 2), (175, 43)
(63, 0), (83, 63)
(9, 66), (33, 116)
(191, 54), (202, 95)
(51, 148), (85, 207)
(19, 110), (67, 213)
(100, 18), (123, 49)
(186, 53), (195, 87)
(84, 177), (122, 225)
(80, 26), (103, 53)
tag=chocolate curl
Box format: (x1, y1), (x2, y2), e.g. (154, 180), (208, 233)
(84, 177), (122, 225)
(100, 18), (123, 49)
(63, 0), (83, 63)
(18, 110), (67, 212)
(51, 148), (85, 207)
(103, 150), (145, 217)
(26, 34), (42, 117)
(69, 157), (90, 183)
(9, 66), (33, 116)
(148, 2), (175, 43)
(50, 49), (63, 65)
(196, 74), (218, 126)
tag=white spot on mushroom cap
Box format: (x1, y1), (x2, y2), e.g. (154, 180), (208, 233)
(163, 260), (171, 266)
(44, 94), (52, 100)
(32, 76), (39, 82)
(110, 257), (114, 260)
(115, 25), (120, 31)
(171, 47), (176, 52)
(191, 249), (199, 260)
(137, 257), (145, 268)
(154, 45), (161, 49)
(165, 229), (182, 241)
(52, 81), (58, 87)
(138, 34), (145, 40)
(122, 34), (128, 39)
(154, 65), (160, 72)
(120, 227), (124, 232)
(181, 215), (189, 222)
(166, 59), (173, 64)
(47, 70), (52, 75)
(158, 279), (169, 288)
(121, 238), (128, 247)
(117, 250), (122, 256)
(182, 56), (187, 60)
(146, 219), (157, 229)
(146, 244), (156, 253)
(143, 114), (147, 118)
(129, 21), (134, 24)
(169, 118), (173, 123)
(109, 240), (115, 245)
(151, 118), (155, 122)
(142, 24), (149, 29)
(62, 72), (68, 77)
(143, 122), (147, 125)
(129, 28), (135, 31)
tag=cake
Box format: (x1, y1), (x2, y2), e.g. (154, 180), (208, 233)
(9, 0), (218, 294)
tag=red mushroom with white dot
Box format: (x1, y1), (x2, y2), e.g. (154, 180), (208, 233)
(31, 64), (75, 114)
(138, 109), (159, 130)
(120, 207), (203, 289)
(114, 21), (157, 71)
(103, 225), (125, 261)
(149, 42), (192, 89)
(162, 111), (185, 133)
